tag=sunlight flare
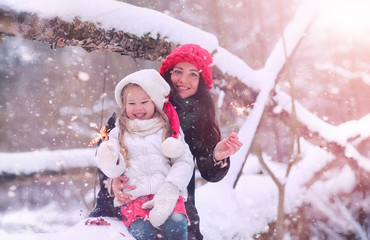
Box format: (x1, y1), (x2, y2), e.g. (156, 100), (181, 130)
(319, 0), (370, 36)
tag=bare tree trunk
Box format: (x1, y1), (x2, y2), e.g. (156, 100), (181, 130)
(276, 184), (285, 240)
(255, 142), (285, 240)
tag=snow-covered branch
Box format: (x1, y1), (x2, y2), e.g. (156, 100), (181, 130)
(0, 9), (175, 60)
(0, 148), (95, 175)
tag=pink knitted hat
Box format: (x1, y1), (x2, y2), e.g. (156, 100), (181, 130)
(159, 44), (213, 90)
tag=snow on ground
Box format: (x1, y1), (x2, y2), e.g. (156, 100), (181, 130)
(0, 217), (134, 240)
(0, 138), (352, 239)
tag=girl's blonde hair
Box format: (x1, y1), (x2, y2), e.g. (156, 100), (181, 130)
(116, 83), (172, 166)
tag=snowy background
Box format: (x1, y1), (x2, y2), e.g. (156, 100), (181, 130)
(1, 0), (370, 239)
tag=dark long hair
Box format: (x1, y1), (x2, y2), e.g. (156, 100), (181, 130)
(163, 71), (221, 153)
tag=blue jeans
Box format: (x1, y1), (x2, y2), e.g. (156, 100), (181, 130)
(128, 213), (188, 240)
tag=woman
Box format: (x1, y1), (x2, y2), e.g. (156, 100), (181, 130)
(90, 44), (242, 239)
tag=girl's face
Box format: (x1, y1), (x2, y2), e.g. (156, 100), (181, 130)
(124, 85), (155, 120)
(170, 62), (200, 99)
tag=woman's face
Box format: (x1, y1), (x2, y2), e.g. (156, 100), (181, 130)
(124, 85), (155, 120)
(170, 62), (200, 99)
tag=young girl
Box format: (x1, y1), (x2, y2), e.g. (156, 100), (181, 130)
(95, 69), (194, 240)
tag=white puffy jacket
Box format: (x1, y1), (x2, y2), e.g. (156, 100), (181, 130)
(95, 119), (194, 203)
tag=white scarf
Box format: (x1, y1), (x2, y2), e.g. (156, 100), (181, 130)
(127, 118), (163, 137)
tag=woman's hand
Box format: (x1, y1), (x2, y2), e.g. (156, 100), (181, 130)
(112, 175), (136, 204)
(214, 132), (243, 161)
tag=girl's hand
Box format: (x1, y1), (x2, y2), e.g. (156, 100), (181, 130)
(112, 175), (136, 204)
(214, 132), (243, 161)
(97, 141), (119, 162)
